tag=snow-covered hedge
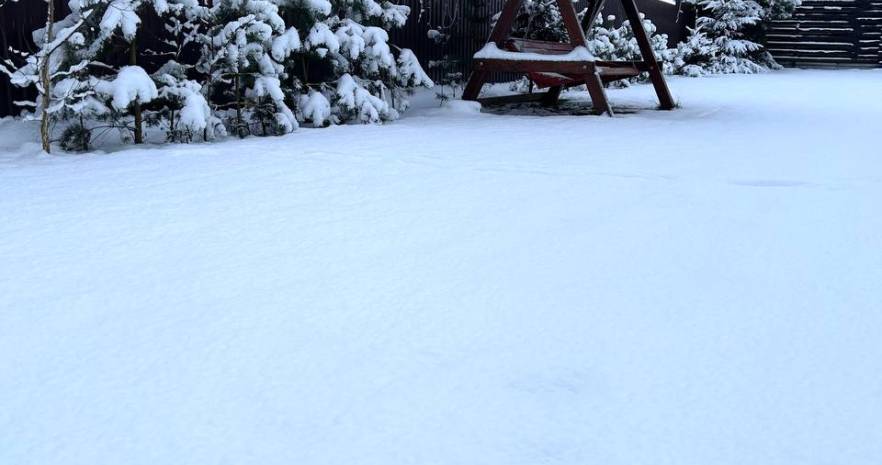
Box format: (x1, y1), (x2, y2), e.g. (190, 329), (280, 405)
(0, 0), (433, 152)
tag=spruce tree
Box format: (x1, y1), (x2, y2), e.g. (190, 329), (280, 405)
(290, 0), (433, 125)
(147, 1), (222, 141)
(586, 14), (673, 77)
(674, 0), (798, 75)
(199, 0), (300, 137)
(510, 0), (567, 42)
(0, 0), (103, 151)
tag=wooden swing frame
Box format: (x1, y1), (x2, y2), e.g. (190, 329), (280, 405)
(462, 0), (676, 116)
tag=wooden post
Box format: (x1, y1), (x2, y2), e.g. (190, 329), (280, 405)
(620, 0), (676, 110)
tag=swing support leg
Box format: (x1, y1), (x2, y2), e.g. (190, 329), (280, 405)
(585, 71), (613, 116)
(620, 0), (676, 110)
(542, 86), (563, 106)
(462, 71), (487, 102)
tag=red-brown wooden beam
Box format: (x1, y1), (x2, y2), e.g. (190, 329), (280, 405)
(473, 59), (598, 75)
(619, 0), (676, 110)
(556, 0), (588, 46)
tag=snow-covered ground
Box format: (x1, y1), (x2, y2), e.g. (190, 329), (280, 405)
(1, 69), (881, 465)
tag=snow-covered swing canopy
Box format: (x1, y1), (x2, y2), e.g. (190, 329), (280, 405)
(462, 0), (676, 116)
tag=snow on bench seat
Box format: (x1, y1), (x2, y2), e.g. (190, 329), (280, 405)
(473, 43), (596, 62)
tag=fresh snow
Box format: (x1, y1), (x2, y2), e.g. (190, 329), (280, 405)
(96, 66), (159, 110)
(305, 0), (333, 16)
(99, 0), (142, 40)
(306, 22), (341, 56)
(1, 69), (881, 465)
(178, 91), (213, 132)
(398, 48), (434, 88)
(300, 89), (332, 126)
(271, 27), (302, 61)
(474, 42), (596, 61)
(336, 73), (391, 123)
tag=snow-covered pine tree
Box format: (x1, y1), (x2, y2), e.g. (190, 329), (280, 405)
(268, 0), (431, 126)
(674, 0), (781, 75)
(8, 0), (57, 152)
(152, 59), (223, 142)
(2, 0), (221, 150)
(509, 0), (567, 42)
(0, 0), (154, 151)
(0, 0), (101, 152)
(426, 8), (462, 104)
(146, 1), (224, 142)
(4, 0), (432, 149)
(16, 0), (174, 149)
(198, 0), (300, 137)
(67, 0), (222, 146)
(670, 26), (715, 76)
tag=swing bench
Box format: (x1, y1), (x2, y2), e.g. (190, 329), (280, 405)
(462, 0), (676, 116)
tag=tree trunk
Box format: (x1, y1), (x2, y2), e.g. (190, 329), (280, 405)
(40, 0), (55, 153)
(130, 33), (143, 144)
(234, 73), (244, 138)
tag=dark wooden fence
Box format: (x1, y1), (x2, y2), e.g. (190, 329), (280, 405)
(767, 0), (882, 67)
(1, 0), (687, 117)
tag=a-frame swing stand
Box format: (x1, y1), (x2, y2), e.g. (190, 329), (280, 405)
(462, 0), (676, 116)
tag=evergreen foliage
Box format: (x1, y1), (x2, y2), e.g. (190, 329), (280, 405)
(675, 0), (800, 75)
(1, 0), (432, 151)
